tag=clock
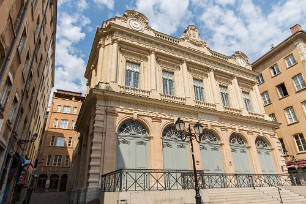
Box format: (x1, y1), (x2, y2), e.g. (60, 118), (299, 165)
(236, 58), (246, 67)
(129, 19), (143, 31)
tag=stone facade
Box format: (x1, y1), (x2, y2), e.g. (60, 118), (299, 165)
(72, 10), (285, 203)
(0, 0), (57, 203)
(253, 24), (306, 174)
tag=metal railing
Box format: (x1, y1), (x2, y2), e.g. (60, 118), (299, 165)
(101, 169), (302, 192)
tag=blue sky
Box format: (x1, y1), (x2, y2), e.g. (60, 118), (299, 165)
(55, 0), (306, 94)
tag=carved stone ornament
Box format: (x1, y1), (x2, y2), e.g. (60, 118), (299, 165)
(180, 25), (207, 47)
(123, 10), (149, 31)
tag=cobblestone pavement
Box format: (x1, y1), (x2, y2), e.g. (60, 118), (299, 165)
(29, 192), (69, 204)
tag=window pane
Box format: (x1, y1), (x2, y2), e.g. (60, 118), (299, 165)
(292, 74), (305, 91)
(243, 91), (252, 112)
(162, 71), (174, 95)
(220, 85), (230, 107)
(193, 79), (204, 101)
(56, 137), (65, 147)
(125, 62), (140, 88)
(63, 106), (71, 113)
(73, 107), (77, 114)
(285, 107), (298, 124)
(57, 105), (61, 112)
(60, 119), (68, 129)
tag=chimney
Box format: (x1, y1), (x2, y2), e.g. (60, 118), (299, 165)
(290, 24), (302, 34)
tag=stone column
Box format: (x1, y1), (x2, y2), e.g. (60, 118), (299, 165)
(232, 77), (244, 111)
(150, 117), (163, 169)
(182, 60), (193, 105)
(110, 40), (118, 83)
(246, 132), (262, 174)
(208, 70), (222, 110)
(96, 42), (104, 85)
(253, 85), (265, 114)
(220, 128), (235, 174)
(150, 51), (159, 99)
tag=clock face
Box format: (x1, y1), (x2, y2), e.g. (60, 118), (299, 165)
(236, 58), (246, 67)
(129, 19), (143, 31)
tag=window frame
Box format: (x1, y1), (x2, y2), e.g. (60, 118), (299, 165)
(292, 74), (305, 91)
(261, 91), (271, 106)
(60, 119), (68, 129)
(162, 70), (174, 95)
(64, 155), (69, 167)
(67, 137), (73, 147)
(256, 73), (264, 84)
(50, 136), (55, 146)
(285, 54), (297, 67)
(276, 83), (289, 98)
(242, 91), (252, 112)
(220, 85), (230, 107)
(284, 106), (298, 124)
(125, 61), (140, 88)
(193, 78), (204, 101)
(270, 64), (281, 77)
(56, 136), (65, 147)
(46, 155), (51, 166)
(62, 105), (71, 114)
(294, 133), (306, 152)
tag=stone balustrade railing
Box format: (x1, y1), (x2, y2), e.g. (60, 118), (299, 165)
(224, 106), (242, 115)
(160, 94), (186, 104)
(119, 86), (150, 97)
(195, 100), (216, 110)
(249, 112), (265, 118)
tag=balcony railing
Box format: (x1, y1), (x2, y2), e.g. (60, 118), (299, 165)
(119, 86), (150, 97)
(160, 94), (186, 104)
(224, 106), (242, 115)
(195, 100), (216, 110)
(101, 169), (302, 192)
(249, 112), (265, 119)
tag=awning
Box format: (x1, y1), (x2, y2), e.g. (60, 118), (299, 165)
(286, 159), (306, 168)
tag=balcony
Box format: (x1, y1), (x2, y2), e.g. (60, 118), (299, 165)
(195, 100), (216, 110)
(119, 86), (150, 98)
(160, 94), (186, 104)
(249, 112), (265, 119)
(224, 106), (242, 115)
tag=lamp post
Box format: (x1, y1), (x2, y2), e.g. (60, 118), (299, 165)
(18, 133), (38, 145)
(175, 118), (203, 204)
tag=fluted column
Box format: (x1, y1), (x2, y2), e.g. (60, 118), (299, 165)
(233, 77), (244, 110)
(96, 40), (105, 84)
(209, 70), (222, 110)
(150, 50), (156, 90)
(253, 85), (265, 114)
(110, 40), (118, 83)
(182, 60), (190, 98)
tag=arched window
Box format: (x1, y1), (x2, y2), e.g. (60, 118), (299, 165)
(230, 134), (246, 146)
(118, 120), (148, 136)
(201, 131), (219, 144)
(49, 174), (59, 191)
(117, 120), (149, 169)
(36, 174), (48, 190)
(162, 126), (180, 139)
(255, 138), (269, 148)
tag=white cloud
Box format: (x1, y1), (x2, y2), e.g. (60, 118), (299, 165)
(135, 0), (192, 35)
(93, 0), (114, 10)
(77, 0), (88, 10)
(54, 12), (90, 94)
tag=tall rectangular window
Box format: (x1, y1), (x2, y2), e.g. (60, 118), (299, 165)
(8, 97), (18, 122)
(220, 85), (230, 107)
(242, 91), (252, 112)
(0, 78), (12, 108)
(60, 119), (68, 129)
(294, 134), (306, 152)
(256, 74), (264, 84)
(276, 83), (288, 98)
(63, 106), (71, 113)
(292, 74), (305, 91)
(46, 155), (51, 166)
(193, 78), (204, 101)
(279, 139), (287, 154)
(67, 137), (73, 147)
(285, 54), (297, 67)
(284, 106), (298, 124)
(53, 155), (62, 166)
(302, 101), (306, 114)
(18, 27), (27, 53)
(73, 107), (77, 114)
(71, 120), (75, 129)
(162, 71), (174, 95)
(57, 105), (61, 112)
(50, 136), (55, 146)
(261, 91), (271, 105)
(56, 137), (65, 147)
(270, 64), (280, 76)
(65, 155), (69, 167)
(125, 62), (140, 88)
(53, 118), (58, 128)
(23, 52), (30, 75)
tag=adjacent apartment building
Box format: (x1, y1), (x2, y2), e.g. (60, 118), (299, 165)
(71, 10), (284, 203)
(0, 0), (57, 203)
(253, 24), (306, 174)
(35, 90), (84, 192)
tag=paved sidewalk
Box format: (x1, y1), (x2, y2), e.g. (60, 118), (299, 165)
(29, 192), (69, 204)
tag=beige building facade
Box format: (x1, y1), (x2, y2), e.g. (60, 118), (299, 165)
(72, 10), (285, 203)
(35, 90), (84, 192)
(0, 0), (57, 203)
(253, 24), (306, 174)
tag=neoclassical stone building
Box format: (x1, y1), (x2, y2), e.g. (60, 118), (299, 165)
(72, 10), (285, 203)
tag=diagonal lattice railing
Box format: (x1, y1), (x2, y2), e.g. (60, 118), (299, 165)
(101, 169), (305, 192)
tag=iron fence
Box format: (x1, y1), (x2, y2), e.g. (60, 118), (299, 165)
(101, 169), (305, 192)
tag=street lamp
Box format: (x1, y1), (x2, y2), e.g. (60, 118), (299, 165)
(175, 118), (203, 204)
(18, 133), (38, 145)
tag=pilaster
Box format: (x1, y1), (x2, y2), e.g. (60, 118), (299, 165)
(220, 128), (235, 174)
(208, 70), (223, 111)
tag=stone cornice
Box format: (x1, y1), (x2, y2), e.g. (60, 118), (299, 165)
(90, 88), (278, 129)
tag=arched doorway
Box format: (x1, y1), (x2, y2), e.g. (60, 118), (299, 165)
(49, 174), (59, 191)
(162, 126), (189, 170)
(230, 133), (252, 174)
(59, 174), (68, 191)
(256, 137), (275, 174)
(36, 174), (48, 190)
(200, 130), (223, 173)
(116, 120), (150, 169)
